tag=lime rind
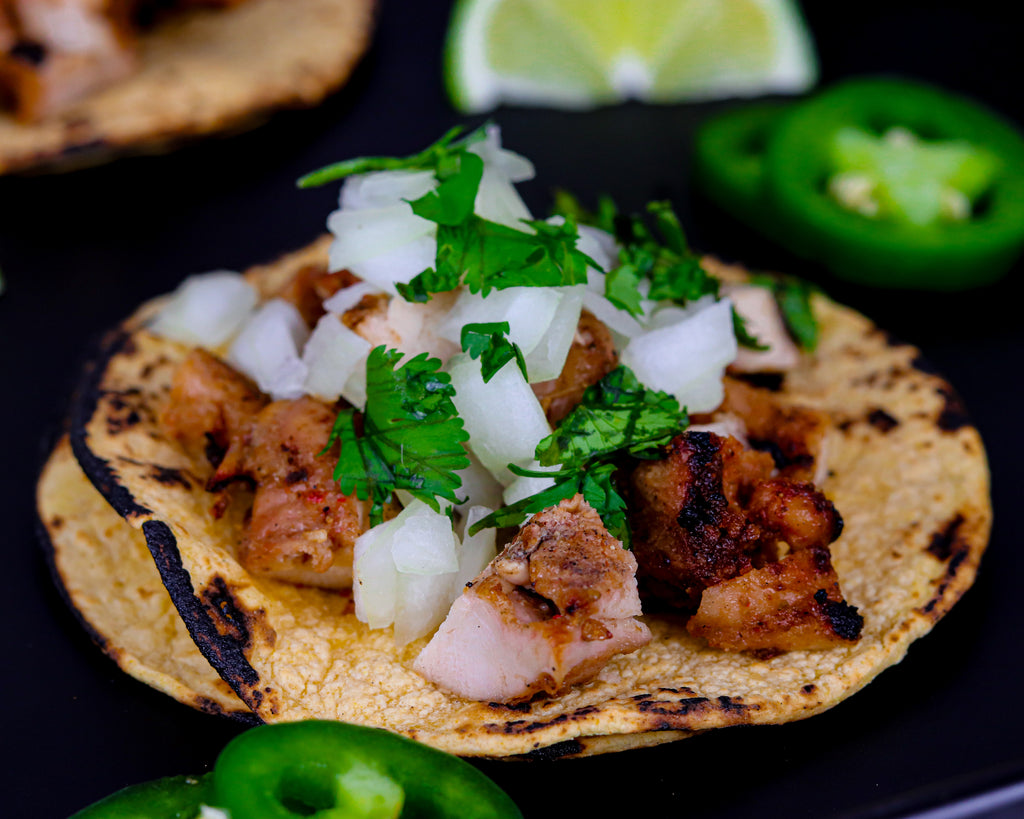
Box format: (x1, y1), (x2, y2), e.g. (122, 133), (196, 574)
(444, 0), (818, 113)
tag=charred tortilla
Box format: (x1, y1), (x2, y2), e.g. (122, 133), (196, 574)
(45, 237), (991, 758)
(0, 0), (374, 174)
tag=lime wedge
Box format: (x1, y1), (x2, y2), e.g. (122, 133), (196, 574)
(444, 0), (818, 113)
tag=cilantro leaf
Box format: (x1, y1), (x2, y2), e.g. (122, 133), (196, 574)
(460, 322), (528, 382)
(468, 475), (581, 534)
(534, 366), (687, 469)
(407, 151), (484, 226)
(603, 262), (644, 317)
(296, 125), (488, 188)
(400, 214), (598, 300)
(327, 346), (470, 525)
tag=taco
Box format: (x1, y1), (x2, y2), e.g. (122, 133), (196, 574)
(0, 0), (374, 174)
(41, 128), (991, 758)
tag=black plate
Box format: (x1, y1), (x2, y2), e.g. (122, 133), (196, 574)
(3, 2), (1023, 817)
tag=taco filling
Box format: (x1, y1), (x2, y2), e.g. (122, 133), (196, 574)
(141, 125), (862, 704)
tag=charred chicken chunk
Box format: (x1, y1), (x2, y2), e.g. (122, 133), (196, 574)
(687, 548), (863, 652)
(414, 495), (650, 703)
(628, 430), (858, 651)
(160, 350), (369, 589)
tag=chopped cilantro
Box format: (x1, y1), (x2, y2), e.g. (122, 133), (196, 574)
(326, 346), (470, 525)
(296, 125), (488, 188)
(470, 365), (688, 546)
(460, 322), (528, 382)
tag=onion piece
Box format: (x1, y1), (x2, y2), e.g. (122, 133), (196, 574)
(523, 285), (585, 382)
(301, 314), (372, 402)
(327, 203), (436, 275)
(620, 297), (737, 414)
(394, 571), (459, 646)
(322, 281), (385, 316)
(347, 234), (437, 294)
(148, 271), (258, 349)
(456, 506), (498, 589)
(446, 353), (551, 485)
(226, 299), (309, 401)
(339, 169), (436, 211)
(437, 286), (562, 357)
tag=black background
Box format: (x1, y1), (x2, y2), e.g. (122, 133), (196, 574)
(3, 2), (1023, 817)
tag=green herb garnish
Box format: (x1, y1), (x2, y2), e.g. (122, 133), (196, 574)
(326, 346), (470, 525)
(460, 322), (528, 382)
(470, 365), (687, 546)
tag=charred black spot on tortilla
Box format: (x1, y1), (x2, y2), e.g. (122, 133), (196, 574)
(136, 518), (261, 702)
(49, 515), (64, 530)
(10, 40), (46, 65)
(716, 696), (749, 714)
(802, 684), (816, 694)
(921, 548), (970, 616)
(867, 408), (899, 433)
(148, 465), (192, 490)
(638, 697), (710, 716)
(730, 372), (784, 392)
(487, 701), (533, 712)
(813, 589), (863, 640)
(936, 385), (971, 432)
(927, 514), (966, 561)
(492, 714), (571, 735)
(522, 739), (585, 761)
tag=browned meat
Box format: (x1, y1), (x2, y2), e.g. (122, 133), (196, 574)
(226, 397), (367, 587)
(0, 0), (138, 121)
(532, 310), (618, 425)
(159, 348), (267, 472)
(272, 263), (359, 327)
(160, 350), (369, 589)
(414, 495), (650, 702)
(719, 376), (830, 483)
(628, 430), (851, 649)
(687, 548), (863, 652)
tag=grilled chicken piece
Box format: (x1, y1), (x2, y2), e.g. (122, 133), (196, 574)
(159, 347), (267, 470)
(0, 0), (138, 121)
(531, 310), (618, 425)
(160, 350), (369, 589)
(628, 430), (856, 652)
(225, 397), (367, 589)
(687, 548), (863, 652)
(272, 263), (358, 327)
(342, 290), (459, 362)
(719, 376), (830, 484)
(414, 495), (650, 702)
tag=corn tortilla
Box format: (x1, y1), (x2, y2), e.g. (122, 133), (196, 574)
(46, 237), (991, 758)
(0, 0), (375, 174)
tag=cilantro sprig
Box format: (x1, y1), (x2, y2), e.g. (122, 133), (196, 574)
(470, 366), (688, 546)
(460, 322), (527, 382)
(326, 346), (470, 526)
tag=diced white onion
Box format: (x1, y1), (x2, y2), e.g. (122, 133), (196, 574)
(581, 287), (645, 343)
(347, 234), (437, 293)
(301, 314), (372, 402)
(620, 297), (737, 414)
(437, 286), (562, 357)
(327, 203), (436, 273)
(454, 449), (506, 517)
(340, 169), (437, 211)
(148, 271), (258, 349)
(226, 299), (310, 401)
(502, 461), (559, 507)
(456, 506), (498, 588)
(575, 224), (619, 272)
(352, 518), (401, 630)
(394, 570), (459, 646)
(523, 285), (584, 382)
(322, 281), (385, 316)
(446, 353), (551, 485)
(468, 125), (535, 183)
(391, 511), (460, 575)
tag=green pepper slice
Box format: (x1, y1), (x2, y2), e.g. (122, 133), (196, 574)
(762, 76), (1024, 289)
(692, 100), (792, 229)
(213, 721), (522, 819)
(68, 773), (215, 818)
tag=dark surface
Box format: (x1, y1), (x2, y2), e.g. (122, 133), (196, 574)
(3, 2), (1023, 817)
